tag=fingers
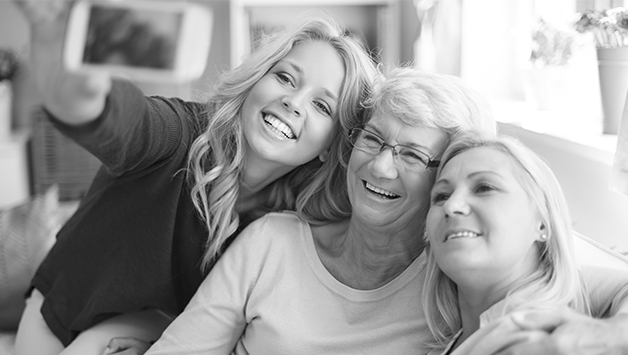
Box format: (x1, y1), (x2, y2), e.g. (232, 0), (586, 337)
(102, 337), (153, 355)
(491, 338), (560, 355)
(509, 308), (576, 332)
(469, 330), (548, 355)
(12, 0), (71, 25)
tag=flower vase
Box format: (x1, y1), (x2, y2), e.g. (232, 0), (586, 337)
(0, 80), (11, 139)
(597, 46), (628, 135)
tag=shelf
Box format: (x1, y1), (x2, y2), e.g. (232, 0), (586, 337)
(229, 0), (400, 67)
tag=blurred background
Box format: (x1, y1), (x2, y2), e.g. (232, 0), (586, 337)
(0, 0), (627, 253)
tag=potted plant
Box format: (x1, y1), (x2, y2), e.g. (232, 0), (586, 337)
(575, 7), (628, 134)
(523, 19), (579, 111)
(575, 7), (628, 48)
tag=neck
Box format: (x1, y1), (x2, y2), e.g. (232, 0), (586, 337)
(241, 156), (294, 195)
(456, 293), (487, 345)
(455, 281), (513, 346)
(452, 250), (542, 345)
(313, 218), (426, 290)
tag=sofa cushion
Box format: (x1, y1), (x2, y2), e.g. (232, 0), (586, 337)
(574, 231), (628, 271)
(0, 186), (61, 330)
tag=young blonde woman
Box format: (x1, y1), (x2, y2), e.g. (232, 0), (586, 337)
(13, 2), (376, 354)
(423, 132), (628, 354)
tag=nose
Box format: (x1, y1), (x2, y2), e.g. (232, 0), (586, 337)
(444, 191), (470, 217)
(281, 94), (303, 117)
(368, 147), (399, 180)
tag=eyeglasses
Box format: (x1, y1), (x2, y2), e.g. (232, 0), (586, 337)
(348, 128), (440, 169)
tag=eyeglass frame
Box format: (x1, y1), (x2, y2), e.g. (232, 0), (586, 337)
(347, 127), (440, 169)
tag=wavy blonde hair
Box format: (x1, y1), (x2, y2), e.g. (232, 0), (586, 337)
(187, 12), (376, 272)
(422, 132), (591, 349)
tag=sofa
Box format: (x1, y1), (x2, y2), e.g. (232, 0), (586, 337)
(0, 195), (627, 355)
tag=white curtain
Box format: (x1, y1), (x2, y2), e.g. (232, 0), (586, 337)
(413, 0), (461, 76)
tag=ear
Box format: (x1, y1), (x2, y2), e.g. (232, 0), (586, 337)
(318, 149), (330, 163)
(537, 223), (548, 242)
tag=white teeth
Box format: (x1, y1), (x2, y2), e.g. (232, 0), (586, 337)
(264, 114), (296, 139)
(365, 182), (399, 199)
(445, 231), (480, 241)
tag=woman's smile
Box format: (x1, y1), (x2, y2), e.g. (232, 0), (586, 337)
(262, 113), (296, 140)
(364, 181), (400, 200)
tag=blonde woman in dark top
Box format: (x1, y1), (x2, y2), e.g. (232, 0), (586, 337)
(13, 2), (376, 354)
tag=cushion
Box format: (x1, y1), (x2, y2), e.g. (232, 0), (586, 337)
(574, 231), (628, 271)
(0, 186), (61, 330)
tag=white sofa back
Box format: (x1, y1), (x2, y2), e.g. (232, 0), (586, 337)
(575, 232), (628, 271)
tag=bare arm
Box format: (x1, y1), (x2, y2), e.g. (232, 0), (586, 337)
(489, 309), (628, 355)
(14, 0), (111, 124)
(485, 266), (628, 354)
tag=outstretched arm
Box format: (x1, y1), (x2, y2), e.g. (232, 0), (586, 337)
(13, 0), (111, 124)
(491, 307), (628, 355)
(491, 265), (628, 355)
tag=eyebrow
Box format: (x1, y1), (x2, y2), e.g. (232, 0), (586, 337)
(285, 61), (338, 102)
(364, 123), (434, 152)
(435, 170), (502, 186)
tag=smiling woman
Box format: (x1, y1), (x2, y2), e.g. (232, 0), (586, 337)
(12, 4), (377, 354)
(422, 131), (628, 355)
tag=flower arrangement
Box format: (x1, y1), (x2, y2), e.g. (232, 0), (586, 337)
(0, 49), (20, 82)
(530, 19), (577, 67)
(575, 7), (628, 48)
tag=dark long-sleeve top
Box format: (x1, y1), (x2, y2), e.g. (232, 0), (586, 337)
(31, 79), (212, 346)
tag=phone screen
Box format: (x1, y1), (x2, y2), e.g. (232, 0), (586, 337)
(82, 5), (183, 70)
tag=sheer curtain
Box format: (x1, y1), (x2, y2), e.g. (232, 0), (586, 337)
(413, 0), (461, 76)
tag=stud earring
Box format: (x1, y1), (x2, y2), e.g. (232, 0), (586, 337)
(539, 234), (548, 241)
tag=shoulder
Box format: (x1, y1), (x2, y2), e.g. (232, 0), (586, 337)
(579, 265), (628, 317)
(216, 212), (311, 276)
(229, 211), (310, 252)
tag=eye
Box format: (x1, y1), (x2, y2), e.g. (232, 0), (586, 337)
(276, 72), (295, 87)
(399, 148), (428, 165)
(314, 100), (332, 117)
(361, 131), (382, 146)
(431, 192), (449, 205)
(475, 183), (495, 193)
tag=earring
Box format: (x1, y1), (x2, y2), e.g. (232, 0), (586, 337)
(539, 234), (548, 241)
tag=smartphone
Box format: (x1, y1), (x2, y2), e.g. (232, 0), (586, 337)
(64, 0), (213, 83)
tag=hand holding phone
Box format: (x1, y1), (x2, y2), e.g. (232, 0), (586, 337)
(13, 0), (112, 124)
(64, 0), (213, 83)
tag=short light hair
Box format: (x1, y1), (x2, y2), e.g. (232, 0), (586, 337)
(362, 65), (496, 138)
(423, 131), (591, 349)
